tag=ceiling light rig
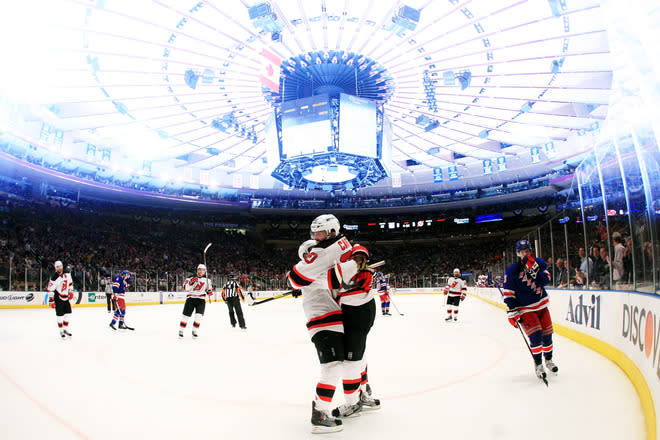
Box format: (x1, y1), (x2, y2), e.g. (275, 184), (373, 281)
(263, 51), (396, 192)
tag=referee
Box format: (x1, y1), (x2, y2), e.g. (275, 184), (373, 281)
(222, 273), (246, 329)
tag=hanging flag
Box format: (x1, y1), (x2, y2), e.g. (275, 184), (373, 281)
(260, 47), (281, 92)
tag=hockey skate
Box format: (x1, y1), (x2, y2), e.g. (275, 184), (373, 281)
(118, 322), (134, 331)
(109, 323), (117, 331)
(359, 390), (381, 411)
(546, 359), (559, 373)
(445, 315), (453, 321)
(60, 330), (67, 339)
(178, 330), (184, 339)
(311, 401), (343, 434)
(192, 330), (199, 338)
(63, 330), (72, 338)
(331, 401), (362, 418)
(535, 364), (547, 381)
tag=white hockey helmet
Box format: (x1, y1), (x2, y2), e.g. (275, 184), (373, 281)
(453, 268), (461, 276)
(310, 214), (340, 239)
(197, 264), (207, 273)
(54, 260), (63, 269)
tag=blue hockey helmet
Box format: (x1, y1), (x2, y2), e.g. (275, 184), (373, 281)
(515, 240), (532, 253)
(121, 270), (130, 276)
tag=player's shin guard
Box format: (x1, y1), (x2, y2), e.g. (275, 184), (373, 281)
(341, 361), (362, 405)
(360, 364), (369, 393)
(180, 315), (189, 329)
(542, 334), (553, 360)
(193, 313), (203, 328)
(315, 361), (341, 412)
(529, 331), (543, 365)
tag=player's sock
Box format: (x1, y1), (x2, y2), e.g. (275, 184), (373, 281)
(192, 313), (203, 337)
(179, 315), (188, 337)
(453, 309), (458, 321)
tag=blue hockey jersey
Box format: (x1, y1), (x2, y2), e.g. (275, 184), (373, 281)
(375, 272), (387, 293)
(502, 257), (551, 314)
(112, 275), (130, 298)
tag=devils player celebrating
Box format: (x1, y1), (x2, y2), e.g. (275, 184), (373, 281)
(109, 270), (134, 331)
(444, 268), (467, 322)
(287, 214), (352, 434)
(329, 244), (381, 417)
(375, 272), (391, 316)
(47, 261), (74, 339)
(179, 264), (213, 338)
(502, 240), (558, 382)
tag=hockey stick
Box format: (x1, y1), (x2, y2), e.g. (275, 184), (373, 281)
(517, 321), (548, 386)
(252, 290), (295, 305)
(203, 243), (212, 303)
(388, 290), (404, 316)
(496, 286), (548, 386)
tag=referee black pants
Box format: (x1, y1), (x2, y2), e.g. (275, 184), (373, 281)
(225, 296), (246, 328)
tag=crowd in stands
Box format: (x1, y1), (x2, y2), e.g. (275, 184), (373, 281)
(0, 196), (513, 292)
(0, 192), (654, 293)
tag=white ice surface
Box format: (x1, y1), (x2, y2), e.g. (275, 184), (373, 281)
(0, 295), (646, 440)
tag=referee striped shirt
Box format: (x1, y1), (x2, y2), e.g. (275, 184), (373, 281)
(222, 280), (242, 298)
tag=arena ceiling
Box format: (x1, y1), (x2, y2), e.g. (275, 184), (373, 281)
(0, 0), (611, 194)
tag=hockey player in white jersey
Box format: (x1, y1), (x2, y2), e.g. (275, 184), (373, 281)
(328, 244), (381, 417)
(445, 268), (467, 321)
(287, 214), (353, 434)
(179, 264), (214, 338)
(47, 261), (75, 339)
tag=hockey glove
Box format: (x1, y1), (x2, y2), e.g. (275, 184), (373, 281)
(48, 296), (55, 309)
(460, 293), (466, 301)
(191, 277), (198, 285)
(68, 292), (74, 300)
(291, 289), (302, 298)
(522, 256), (540, 279)
(507, 310), (520, 328)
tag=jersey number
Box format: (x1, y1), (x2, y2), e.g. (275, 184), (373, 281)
(304, 252), (317, 264)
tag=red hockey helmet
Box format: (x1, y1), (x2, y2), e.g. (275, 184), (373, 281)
(351, 244), (369, 260)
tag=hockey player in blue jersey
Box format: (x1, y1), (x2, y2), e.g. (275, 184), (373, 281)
(375, 272), (391, 316)
(502, 240), (558, 382)
(109, 270), (134, 331)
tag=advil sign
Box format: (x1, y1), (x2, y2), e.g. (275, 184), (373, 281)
(565, 294), (601, 329)
(622, 303), (660, 379)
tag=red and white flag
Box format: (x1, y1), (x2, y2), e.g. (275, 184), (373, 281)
(260, 47), (281, 92)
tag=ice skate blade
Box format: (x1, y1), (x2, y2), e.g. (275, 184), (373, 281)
(311, 424), (343, 434)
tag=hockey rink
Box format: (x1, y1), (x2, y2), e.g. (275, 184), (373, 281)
(0, 294), (646, 440)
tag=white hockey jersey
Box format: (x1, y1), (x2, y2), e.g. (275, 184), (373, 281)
(446, 276), (467, 296)
(47, 272), (74, 301)
(184, 276), (213, 299)
(329, 259), (374, 307)
(287, 234), (353, 338)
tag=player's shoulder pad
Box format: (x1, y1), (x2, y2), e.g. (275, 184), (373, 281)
(534, 257), (548, 270)
(50, 272), (59, 281)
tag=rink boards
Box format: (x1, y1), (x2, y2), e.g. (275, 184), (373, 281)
(0, 290), (292, 308)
